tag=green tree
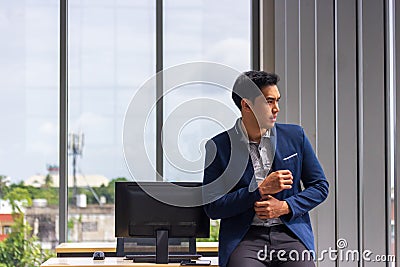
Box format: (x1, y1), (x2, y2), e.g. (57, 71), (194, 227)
(26, 186), (58, 206)
(106, 177), (128, 203)
(0, 187), (54, 266)
(44, 174), (53, 188)
(0, 215), (54, 267)
(0, 175), (9, 199)
(197, 220), (220, 242)
(4, 187), (32, 212)
(86, 177), (128, 204)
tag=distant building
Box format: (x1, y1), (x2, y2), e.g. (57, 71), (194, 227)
(25, 201), (115, 249)
(0, 199), (14, 241)
(24, 174), (109, 188)
(0, 214), (13, 241)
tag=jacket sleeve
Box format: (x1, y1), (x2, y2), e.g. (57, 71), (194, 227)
(283, 128), (329, 222)
(202, 139), (261, 220)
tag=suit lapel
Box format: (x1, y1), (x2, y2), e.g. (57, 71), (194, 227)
(270, 125), (286, 200)
(226, 125), (255, 188)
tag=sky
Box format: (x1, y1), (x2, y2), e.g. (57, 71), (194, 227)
(0, 0), (250, 184)
(0, 1), (396, 189)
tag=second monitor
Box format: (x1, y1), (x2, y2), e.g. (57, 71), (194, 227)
(115, 181), (210, 264)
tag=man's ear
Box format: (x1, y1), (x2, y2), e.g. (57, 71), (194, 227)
(241, 99), (252, 111)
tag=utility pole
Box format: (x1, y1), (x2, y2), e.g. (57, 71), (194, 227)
(68, 132), (84, 206)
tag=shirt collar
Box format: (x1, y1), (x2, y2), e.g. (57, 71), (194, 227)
(234, 118), (273, 144)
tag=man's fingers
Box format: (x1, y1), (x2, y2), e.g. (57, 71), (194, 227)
(254, 196), (275, 207)
(276, 169), (292, 175)
(280, 173), (293, 180)
(255, 212), (274, 219)
(280, 178), (293, 184)
(254, 207), (266, 213)
(254, 202), (261, 208)
(254, 208), (270, 214)
(278, 172), (293, 181)
(254, 201), (268, 207)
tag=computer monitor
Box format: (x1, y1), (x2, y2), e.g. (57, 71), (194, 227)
(115, 181), (210, 263)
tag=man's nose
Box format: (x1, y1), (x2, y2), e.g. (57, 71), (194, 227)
(272, 103), (279, 113)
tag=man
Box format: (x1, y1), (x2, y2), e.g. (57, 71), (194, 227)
(202, 71), (329, 267)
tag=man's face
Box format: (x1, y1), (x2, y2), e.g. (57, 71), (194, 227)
(249, 85), (280, 129)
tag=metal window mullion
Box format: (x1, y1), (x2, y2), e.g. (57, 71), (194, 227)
(260, 0), (275, 72)
(333, 1), (340, 264)
(156, 0), (163, 181)
(59, 0), (68, 243)
(251, 0), (260, 70)
(385, 0), (396, 263)
(356, 0), (364, 265)
(394, 0), (399, 263)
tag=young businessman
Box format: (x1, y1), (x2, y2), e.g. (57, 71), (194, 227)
(202, 71), (329, 267)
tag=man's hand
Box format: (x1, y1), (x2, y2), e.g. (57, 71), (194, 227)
(258, 170), (293, 197)
(254, 195), (291, 219)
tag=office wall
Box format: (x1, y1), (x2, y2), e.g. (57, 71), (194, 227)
(262, 0), (396, 266)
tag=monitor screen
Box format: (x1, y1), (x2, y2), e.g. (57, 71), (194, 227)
(115, 182), (210, 239)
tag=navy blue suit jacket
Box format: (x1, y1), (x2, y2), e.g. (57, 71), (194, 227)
(202, 122), (329, 267)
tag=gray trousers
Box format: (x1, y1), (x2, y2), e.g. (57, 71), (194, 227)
(227, 225), (316, 267)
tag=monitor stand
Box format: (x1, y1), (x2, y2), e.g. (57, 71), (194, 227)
(156, 229), (168, 263)
(124, 230), (202, 264)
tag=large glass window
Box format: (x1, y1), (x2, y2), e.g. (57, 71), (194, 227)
(66, 0), (251, 242)
(0, 0), (59, 250)
(163, 0), (251, 181)
(0, 0), (252, 247)
(67, 0), (155, 242)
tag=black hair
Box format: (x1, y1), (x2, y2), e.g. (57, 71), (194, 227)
(232, 70), (280, 110)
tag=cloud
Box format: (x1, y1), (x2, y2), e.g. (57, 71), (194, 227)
(29, 141), (55, 155)
(0, 11), (8, 28)
(206, 38), (250, 70)
(39, 121), (57, 136)
(72, 112), (108, 130)
(71, 112), (114, 145)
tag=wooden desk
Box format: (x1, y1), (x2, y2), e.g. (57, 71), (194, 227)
(56, 242), (117, 255)
(41, 257), (218, 267)
(56, 242), (218, 257)
(195, 242), (218, 254)
(56, 242), (117, 257)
